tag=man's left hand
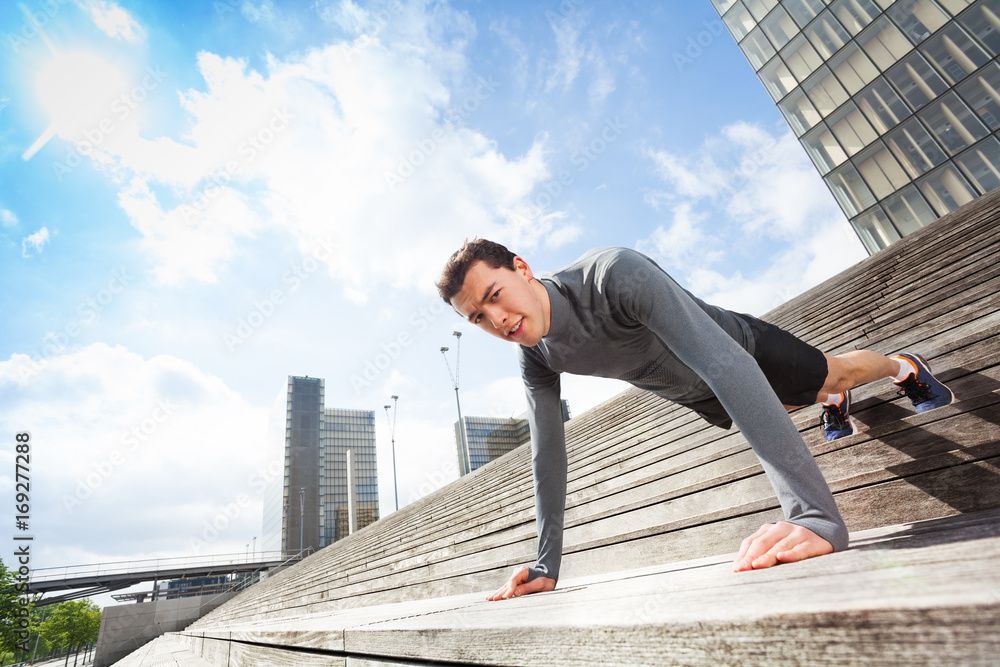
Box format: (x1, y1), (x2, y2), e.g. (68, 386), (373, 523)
(732, 521), (833, 572)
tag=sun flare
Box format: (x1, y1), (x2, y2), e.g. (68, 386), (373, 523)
(36, 50), (128, 137)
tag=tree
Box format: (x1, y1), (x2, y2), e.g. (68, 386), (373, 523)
(38, 599), (101, 652)
(0, 558), (24, 656)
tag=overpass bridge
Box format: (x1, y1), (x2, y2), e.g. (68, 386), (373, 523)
(29, 550), (308, 606)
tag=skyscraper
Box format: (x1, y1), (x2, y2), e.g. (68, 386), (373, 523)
(456, 400), (571, 474)
(261, 376), (379, 558)
(712, 0), (1000, 253)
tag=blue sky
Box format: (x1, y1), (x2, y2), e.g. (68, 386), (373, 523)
(0, 0), (868, 590)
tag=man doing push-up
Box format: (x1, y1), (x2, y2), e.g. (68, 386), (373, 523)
(436, 239), (955, 601)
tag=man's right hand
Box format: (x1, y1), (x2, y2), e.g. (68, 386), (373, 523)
(486, 565), (556, 601)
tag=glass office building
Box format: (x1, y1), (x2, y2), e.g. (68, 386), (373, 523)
(456, 400), (571, 474)
(261, 376), (379, 558)
(712, 0), (1000, 253)
(321, 408), (379, 545)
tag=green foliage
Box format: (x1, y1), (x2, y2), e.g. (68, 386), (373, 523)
(39, 599), (101, 651)
(0, 558), (24, 656)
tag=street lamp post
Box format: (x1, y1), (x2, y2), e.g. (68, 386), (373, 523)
(383, 395), (400, 512)
(441, 331), (471, 476)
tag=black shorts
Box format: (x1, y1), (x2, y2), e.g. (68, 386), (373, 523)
(744, 314), (829, 407)
(679, 315), (828, 429)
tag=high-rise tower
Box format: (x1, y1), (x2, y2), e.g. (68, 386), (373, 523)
(712, 0), (1000, 253)
(261, 376), (379, 557)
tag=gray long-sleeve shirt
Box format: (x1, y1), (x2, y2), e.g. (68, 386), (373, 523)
(517, 247), (848, 583)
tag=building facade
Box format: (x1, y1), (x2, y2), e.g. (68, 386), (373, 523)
(456, 400), (571, 474)
(712, 0), (1000, 253)
(261, 376), (379, 558)
(321, 408), (379, 545)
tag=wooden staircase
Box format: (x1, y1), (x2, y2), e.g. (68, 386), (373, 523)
(113, 187), (1000, 666)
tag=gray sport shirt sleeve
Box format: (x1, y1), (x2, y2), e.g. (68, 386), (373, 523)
(520, 248), (847, 585)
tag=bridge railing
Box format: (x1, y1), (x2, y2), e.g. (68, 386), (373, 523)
(29, 549), (307, 584)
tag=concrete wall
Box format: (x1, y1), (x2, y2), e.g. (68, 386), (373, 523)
(93, 592), (236, 667)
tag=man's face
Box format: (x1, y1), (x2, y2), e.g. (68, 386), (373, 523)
(450, 257), (549, 346)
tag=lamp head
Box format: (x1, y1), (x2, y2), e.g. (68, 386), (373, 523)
(440, 346), (449, 352)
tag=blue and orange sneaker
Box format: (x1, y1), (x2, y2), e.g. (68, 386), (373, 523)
(891, 352), (956, 413)
(821, 390), (857, 441)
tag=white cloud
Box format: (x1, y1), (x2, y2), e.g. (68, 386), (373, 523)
(546, 12), (585, 93)
(0, 344), (268, 565)
(637, 202), (723, 274)
(75, 4), (571, 297)
(241, 0), (276, 23)
(639, 122), (867, 315)
(21, 226), (50, 258)
(74, 0), (145, 42)
(1, 208), (17, 227)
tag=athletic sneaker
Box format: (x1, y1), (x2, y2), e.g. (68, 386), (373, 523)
(821, 390), (857, 441)
(891, 352), (956, 413)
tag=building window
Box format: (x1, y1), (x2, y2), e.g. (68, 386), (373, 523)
(830, 0), (882, 36)
(829, 101), (880, 155)
(852, 206), (903, 253)
(918, 90), (989, 154)
(745, 0), (780, 21)
(805, 10), (852, 58)
(711, 0), (739, 14)
(883, 184), (939, 233)
(742, 26), (778, 70)
(885, 116), (948, 175)
(917, 162), (979, 213)
(855, 140), (912, 197)
(937, 0), (976, 16)
(956, 61), (1000, 129)
(954, 135), (1000, 192)
(886, 50), (950, 109)
(804, 121), (849, 172)
(827, 162), (877, 214)
(857, 77), (912, 133)
(725, 2), (758, 41)
(779, 87), (823, 134)
(804, 64), (852, 116)
(762, 5), (799, 49)
(783, 0), (825, 28)
(858, 16), (915, 71)
(887, 0), (950, 44)
(781, 33), (825, 81)
(921, 23), (991, 84)
(830, 41), (881, 94)
(959, 2), (1000, 55)
(761, 55), (798, 99)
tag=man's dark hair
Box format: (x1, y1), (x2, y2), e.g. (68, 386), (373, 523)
(437, 238), (517, 304)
